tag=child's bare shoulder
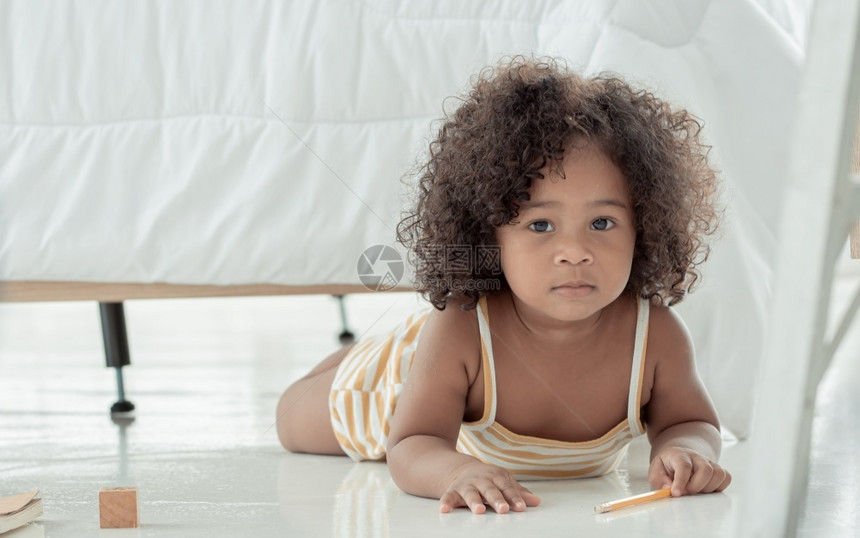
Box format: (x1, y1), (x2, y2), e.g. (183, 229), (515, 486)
(645, 301), (695, 368)
(416, 299), (482, 380)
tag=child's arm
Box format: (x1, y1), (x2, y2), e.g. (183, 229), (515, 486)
(386, 306), (541, 514)
(643, 306), (732, 497)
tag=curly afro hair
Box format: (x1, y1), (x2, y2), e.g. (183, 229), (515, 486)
(397, 56), (719, 310)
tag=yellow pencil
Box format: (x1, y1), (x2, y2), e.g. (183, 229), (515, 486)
(594, 487), (672, 514)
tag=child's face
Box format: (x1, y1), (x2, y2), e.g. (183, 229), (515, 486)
(495, 144), (635, 324)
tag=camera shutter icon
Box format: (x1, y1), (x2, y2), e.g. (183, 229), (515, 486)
(357, 245), (404, 291)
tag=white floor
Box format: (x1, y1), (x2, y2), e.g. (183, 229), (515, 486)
(0, 281), (858, 537)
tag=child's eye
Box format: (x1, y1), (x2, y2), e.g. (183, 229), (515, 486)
(591, 218), (614, 231)
(529, 220), (554, 233)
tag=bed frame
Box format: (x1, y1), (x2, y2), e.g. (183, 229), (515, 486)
(0, 281), (410, 414)
(0, 281), (380, 302)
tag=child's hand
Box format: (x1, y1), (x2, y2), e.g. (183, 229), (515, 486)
(439, 461), (541, 514)
(648, 447), (731, 497)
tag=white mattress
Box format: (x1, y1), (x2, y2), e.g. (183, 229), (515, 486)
(0, 0), (815, 438)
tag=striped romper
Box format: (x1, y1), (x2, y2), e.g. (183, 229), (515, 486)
(329, 296), (650, 479)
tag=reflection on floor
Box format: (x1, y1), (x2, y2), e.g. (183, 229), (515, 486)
(0, 284), (857, 537)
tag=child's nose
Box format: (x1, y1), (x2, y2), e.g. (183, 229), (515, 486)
(553, 232), (594, 265)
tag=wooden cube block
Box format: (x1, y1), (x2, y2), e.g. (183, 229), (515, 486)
(99, 487), (138, 528)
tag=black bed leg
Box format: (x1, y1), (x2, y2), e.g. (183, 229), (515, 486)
(99, 302), (136, 416)
(334, 295), (355, 345)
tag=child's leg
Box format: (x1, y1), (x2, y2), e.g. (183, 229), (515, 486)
(276, 344), (354, 455)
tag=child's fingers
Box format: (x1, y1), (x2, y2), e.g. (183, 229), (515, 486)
(438, 464), (539, 514)
(647, 457), (674, 490)
(439, 489), (485, 514)
(491, 475), (540, 512)
(702, 465), (731, 493)
(715, 469), (732, 491)
(440, 485), (507, 514)
(650, 450), (732, 497)
(479, 483), (512, 514)
(496, 485), (541, 511)
(438, 491), (462, 513)
(518, 486), (542, 508)
(461, 487), (489, 514)
(686, 457), (734, 494)
(471, 481), (532, 514)
(668, 456), (693, 497)
(439, 482), (539, 514)
(685, 458), (716, 493)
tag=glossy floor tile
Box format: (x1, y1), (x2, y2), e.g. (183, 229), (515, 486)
(0, 281), (858, 537)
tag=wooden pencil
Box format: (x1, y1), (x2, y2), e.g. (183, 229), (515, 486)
(594, 487), (672, 513)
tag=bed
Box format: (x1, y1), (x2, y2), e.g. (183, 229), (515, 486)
(0, 0), (821, 438)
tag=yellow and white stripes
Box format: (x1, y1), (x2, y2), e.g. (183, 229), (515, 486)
(328, 296), (650, 481)
(329, 310), (430, 461)
(456, 296), (650, 480)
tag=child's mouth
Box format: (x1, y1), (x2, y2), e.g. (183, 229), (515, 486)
(551, 283), (594, 298)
